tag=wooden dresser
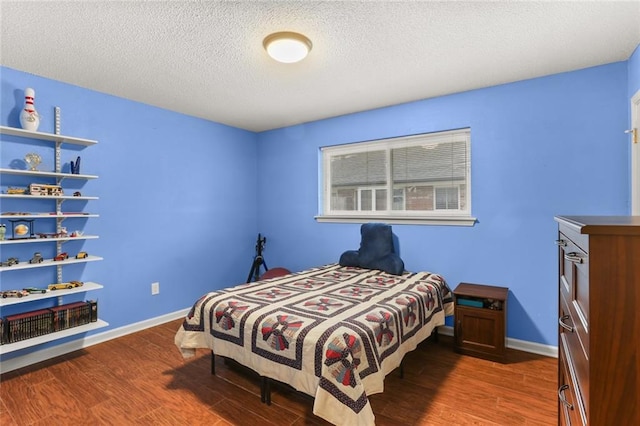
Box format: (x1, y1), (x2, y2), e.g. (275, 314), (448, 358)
(555, 216), (639, 426)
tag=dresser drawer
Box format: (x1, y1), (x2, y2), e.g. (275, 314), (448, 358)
(559, 337), (586, 426)
(559, 293), (589, 421)
(558, 232), (590, 353)
(558, 222), (589, 255)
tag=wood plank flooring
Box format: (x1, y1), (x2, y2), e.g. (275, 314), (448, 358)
(0, 319), (557, 425)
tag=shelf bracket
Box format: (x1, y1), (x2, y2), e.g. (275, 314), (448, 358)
(54, 106), (61, 135)
(55, 141), (62, 174)
(54, 108), (64, 285)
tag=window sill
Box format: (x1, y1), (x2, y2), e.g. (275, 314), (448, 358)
(314, 215), (477, 226)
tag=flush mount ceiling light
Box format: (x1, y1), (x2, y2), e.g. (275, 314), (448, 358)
(263, 31), (312, 63)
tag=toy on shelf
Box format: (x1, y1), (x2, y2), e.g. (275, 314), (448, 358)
(6, 187), (27, 194)
(37, 226), (67, 239)
(37, 231), (68, 239)
(48, 283), (73, 291)
(53, 252), (69, 261)
(24, 153), (42, 171)
(1, 257), (19, 267)
(29, 184), (63, 196)
(19, 88), (40, 131)
(48, 281), (83, 291)
(75, 251), (88, 259)
(9, 219), (35, 239)
(29, 252), (44, 264)
(23, 287), (47, 294)
(1, 289), (29, 298)
(70, 156), (81, 174)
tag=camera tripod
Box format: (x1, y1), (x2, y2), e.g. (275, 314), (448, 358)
(246, 233), (268, 282)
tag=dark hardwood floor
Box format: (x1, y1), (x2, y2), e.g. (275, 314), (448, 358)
(0, 319), (557, 425)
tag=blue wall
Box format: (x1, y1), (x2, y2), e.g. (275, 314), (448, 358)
(256, 62), (630, 346)
(629, 43), (640, 100)
(0, 67), (259, 362)
(0, 48), (636, 362)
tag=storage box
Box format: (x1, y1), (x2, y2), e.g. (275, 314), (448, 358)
(456, 298), (484, 308)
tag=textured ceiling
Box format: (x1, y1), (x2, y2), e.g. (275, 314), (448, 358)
(1, 1), (639, 132)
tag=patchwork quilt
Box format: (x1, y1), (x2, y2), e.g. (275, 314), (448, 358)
(174, 264), (454, 426)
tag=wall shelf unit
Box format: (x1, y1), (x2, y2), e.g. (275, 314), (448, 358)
(0, 168), (98, 180)
(0, 194), (99, 200)
(0, 282), (103, 307)
(0, 125), (104, 353)
(0, 235), (98, 245)
(0, 320), (109, 355)
(0, 255), (103, 272)
(0, 125), (98, 146)
(0, 214), (99, 219)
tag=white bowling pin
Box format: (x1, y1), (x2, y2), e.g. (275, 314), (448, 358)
(19, 87), (40, 131)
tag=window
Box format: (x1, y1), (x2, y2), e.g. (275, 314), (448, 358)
(318, 128), (475, 226)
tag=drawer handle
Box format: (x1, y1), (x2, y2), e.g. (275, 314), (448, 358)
(564, 252), (583, 263)
(555, 239), (567, 247)
(558, 315), (574, 332)
(558, 384), (574, 410)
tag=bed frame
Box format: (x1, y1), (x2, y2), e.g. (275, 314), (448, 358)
(209, 328), (440, 405)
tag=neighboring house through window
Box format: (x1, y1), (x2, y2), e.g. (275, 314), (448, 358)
(317, 128), (475, 226)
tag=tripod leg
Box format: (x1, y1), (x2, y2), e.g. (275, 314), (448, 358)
(253, 256), (263, 282)
(247, 256), (258, 283)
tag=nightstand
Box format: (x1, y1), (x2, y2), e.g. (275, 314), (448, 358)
(453, 282), (508, 363)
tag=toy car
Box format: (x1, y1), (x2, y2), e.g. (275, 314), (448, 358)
(23, 287), (47, 294)
(6, 187), (27, 194)
(75, 251), (88, 259)
(53, 252), (69, 261)
(48, 281), (84, 291)
(37, 232), (68, 239)
(1, 289), (29, 298)
(1, 257), (19, 267)
(48, 282), (75, 290)
(29, 252), (44, 263)
(29, 183), (63, 196)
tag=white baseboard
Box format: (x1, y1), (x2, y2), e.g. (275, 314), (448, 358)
(437, 325), (558, 358)
(0, 308), (190, 374)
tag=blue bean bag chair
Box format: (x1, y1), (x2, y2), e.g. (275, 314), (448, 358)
(339, 223), (405, 275)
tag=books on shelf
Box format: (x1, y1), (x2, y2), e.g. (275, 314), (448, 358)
(1, 300), (98, 344)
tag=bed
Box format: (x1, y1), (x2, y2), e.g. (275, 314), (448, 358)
(174, 263), (454, 425)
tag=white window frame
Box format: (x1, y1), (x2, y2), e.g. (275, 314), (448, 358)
(357, 186), (387, 211)
(316, 128), (476, 226)
(434, 185), (460, 211)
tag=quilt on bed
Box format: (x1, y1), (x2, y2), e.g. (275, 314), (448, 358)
(174, 263), (454, 426)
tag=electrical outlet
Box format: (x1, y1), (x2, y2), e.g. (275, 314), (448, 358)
(151, 282), (160, 295)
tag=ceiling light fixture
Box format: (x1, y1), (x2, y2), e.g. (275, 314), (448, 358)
(263, 31), (312, 64)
